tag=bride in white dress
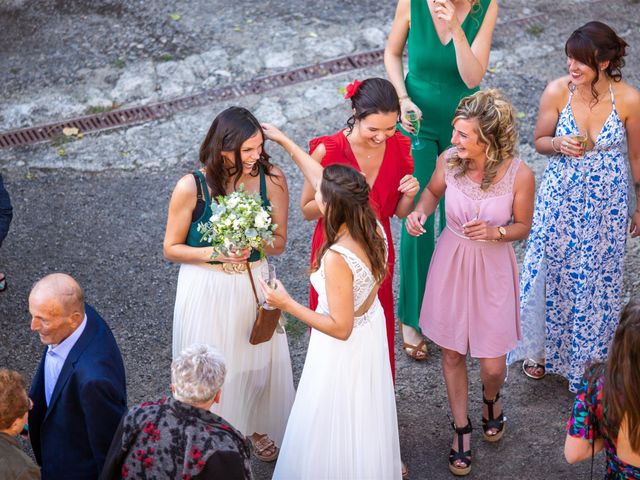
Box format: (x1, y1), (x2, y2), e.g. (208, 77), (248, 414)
(260, 123), (402, 479)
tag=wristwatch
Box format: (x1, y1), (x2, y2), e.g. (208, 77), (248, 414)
(497, 226), (506, 241)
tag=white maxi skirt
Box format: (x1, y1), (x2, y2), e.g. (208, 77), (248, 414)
(172, 260), (295, 446)
(273, 300), (402, 479)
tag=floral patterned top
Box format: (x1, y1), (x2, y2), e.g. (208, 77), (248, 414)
(567, 369), (640, 479)
(100, 396), (253, 480)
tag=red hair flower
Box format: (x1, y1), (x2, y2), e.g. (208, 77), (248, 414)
(344, 79), (363, 99)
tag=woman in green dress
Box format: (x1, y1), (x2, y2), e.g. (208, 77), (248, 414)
(385, 0), (497, 361)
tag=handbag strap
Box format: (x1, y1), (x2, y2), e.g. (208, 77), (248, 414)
(246, 262), (260, 306)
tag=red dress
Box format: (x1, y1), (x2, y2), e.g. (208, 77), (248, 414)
(308, 130), (413, 378)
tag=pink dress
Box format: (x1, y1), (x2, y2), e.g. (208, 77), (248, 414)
(420, 153), (522, 358)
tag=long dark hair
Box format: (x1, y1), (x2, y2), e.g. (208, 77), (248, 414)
(346, 78), (400, 135)
(312, 164), (387, 284)
(198, 106), (278, 198)
(565, 21), (628, 105)
(601, 298), (640, 450)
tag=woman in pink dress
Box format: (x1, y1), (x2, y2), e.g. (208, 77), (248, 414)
(406, 89), (535, 476)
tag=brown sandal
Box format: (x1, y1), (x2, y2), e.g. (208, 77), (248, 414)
(251, 434), (279, 462)
(400, 323), (428, 361)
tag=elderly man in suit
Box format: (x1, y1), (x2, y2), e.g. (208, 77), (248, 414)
(28, 273), (127, 480)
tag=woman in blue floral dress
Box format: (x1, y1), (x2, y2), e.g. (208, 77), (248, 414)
(564, 299), (640, 478)
(507, 21), (640, 392)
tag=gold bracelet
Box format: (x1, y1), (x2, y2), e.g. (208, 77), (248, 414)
(551, 137), (561, 153)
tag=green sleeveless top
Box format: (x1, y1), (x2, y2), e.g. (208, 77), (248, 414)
(186, 166), (269, 263)
(406, 0), (490, 138)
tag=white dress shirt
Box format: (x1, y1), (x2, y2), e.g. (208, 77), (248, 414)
(44, 315), (87, 406)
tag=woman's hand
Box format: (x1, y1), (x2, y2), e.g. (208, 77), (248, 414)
(406, 210), (427, 236)
(554, 135), (585, 158)
(259, 278), (292, 310)
(630, 210), (640, 238)
(433, 0), (461, 32)
(214, 247), (251, 263)
(260, 123), (288, 146)
(400, 98), (422, 133)
(463, 219), (498, 241)
(398, 174), (420, 199)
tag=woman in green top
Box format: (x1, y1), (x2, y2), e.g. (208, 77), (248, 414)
(163, 107), (294, 463)
(385, 0), (497, 363)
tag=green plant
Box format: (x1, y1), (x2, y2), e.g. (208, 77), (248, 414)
(159, 53), (174, 62)
(113, 58), (126, 69)
(282, 313), (307, 338)
(526, 25), (544, 36)
(50, 134), (72, 147)
(85, 105), (110, 115)
(9, 67), (18, 74)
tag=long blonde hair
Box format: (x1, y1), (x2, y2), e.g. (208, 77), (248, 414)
(447, 89), (518, 190)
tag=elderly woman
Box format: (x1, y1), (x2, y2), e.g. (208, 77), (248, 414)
(101, 344), (252, 480)
(0, 369), (40, 480)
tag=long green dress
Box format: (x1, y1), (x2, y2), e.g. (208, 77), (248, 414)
(398, 0), (490, 332)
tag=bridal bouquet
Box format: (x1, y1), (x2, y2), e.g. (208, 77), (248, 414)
(197, 185), (276, 256)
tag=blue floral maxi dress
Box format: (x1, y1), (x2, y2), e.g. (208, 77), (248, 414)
(507, 85), (628, 392)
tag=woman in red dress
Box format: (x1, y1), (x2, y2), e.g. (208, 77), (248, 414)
(300, 77), (421, 377)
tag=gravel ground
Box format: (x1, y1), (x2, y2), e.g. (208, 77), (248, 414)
(1, 0), (639, 478)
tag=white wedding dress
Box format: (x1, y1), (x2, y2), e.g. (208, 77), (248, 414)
(273, 243), (402, 479)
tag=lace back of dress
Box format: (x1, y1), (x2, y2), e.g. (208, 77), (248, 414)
(328, 246), (376, 312)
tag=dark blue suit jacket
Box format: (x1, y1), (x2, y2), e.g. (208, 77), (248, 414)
(29, 304), (127, 480)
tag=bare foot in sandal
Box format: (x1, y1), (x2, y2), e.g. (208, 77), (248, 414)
(249, 433), (279, 462)
(400, 322), (428, 361)
(522, 359), (545, 379)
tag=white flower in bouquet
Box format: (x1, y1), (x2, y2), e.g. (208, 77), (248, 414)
(197, 184), (277, 257)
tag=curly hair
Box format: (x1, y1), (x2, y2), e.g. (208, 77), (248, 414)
(565, 21), (628, 105)
(0, 369), (29, 430)
(312, 164), (387, 284)
(447, 89), (518, 190)
(171, 344), (227, 404)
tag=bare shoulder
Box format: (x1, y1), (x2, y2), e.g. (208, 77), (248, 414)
(265, 164), (288, 189)
(266, 164), (286, 179)
(614, 81), (640, 117)
(436, 149), (453, 168)
(544, 76), (572, 101)
(311, 142), (327, 160)
(174, 173), (198, 196)
(323, 248), (352, 276)
(514, 160), (535, 188)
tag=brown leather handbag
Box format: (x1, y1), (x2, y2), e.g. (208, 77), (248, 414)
(246, 262), (281, 345)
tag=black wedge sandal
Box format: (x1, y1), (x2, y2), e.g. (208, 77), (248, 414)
(449, 417), (472, 476)
(482, 386), (506, 442)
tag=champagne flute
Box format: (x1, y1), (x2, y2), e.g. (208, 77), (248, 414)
(406, 111), (424, 151)
(261, 263), (277, 310)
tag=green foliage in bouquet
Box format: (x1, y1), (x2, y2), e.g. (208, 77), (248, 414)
(197, 185), (277, 257)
